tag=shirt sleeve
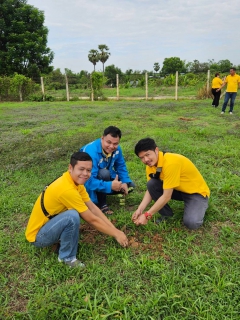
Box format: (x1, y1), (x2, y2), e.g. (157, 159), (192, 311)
(58, 188), (89, 213)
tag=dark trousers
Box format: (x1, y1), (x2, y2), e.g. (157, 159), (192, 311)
(211, 88), (221, 107)
(147, 179), (208, 230)
(96, 169), (135, 208)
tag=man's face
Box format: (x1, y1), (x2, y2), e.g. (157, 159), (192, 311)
(101, 134), (120, 154)
(230, 69), (235, 76)
(138, 148), (159, 167)
(69, 160), (92, 185)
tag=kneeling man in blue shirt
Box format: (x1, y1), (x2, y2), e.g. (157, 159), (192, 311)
(80, 126), (135, 215)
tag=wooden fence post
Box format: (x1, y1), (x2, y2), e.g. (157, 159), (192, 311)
(40, 76), (45, 101)
(175, 71), (178, 100)
(116, 74), (119, 100)
(207, 69), (210, 92)
(145, 72), (148, 100)
(19, 85), (23, 102)
(65, 74), (70, 101)
(90, 74), (94, 101)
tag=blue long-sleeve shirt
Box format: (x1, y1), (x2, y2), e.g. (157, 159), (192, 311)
(80, 138), (132, 204)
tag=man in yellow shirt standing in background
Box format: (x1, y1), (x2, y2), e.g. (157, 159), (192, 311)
(25, 151), (128, 268)
(217, 67), (240, 114)
(132, 138), (210, 230)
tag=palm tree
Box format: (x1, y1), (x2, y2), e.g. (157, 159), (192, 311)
(98, 44), (111, 73)
(153, 62), (160, 73)
(88, 49), (99, 71)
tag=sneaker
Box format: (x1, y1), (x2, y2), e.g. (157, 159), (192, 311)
(155, 215), (170, 224)
(229, 112), (233, 115)
(58, 257), (85, 268)
(221, 112), (224, 114)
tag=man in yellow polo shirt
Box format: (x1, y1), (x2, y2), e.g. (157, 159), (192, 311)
(25, 151), (128, 268)
(217, 67), (240, 114)
(132, 138), (210, 230)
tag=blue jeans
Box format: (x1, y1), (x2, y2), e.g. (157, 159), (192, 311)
(222, 92), (237, 112)
(32, 210), (80, 261)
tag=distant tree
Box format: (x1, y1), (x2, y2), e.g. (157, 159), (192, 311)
(104, 64), (122, 87)
(64, 68), (78, 84)
(78, 70), (89, 78)
(153, 62), (160, 73)
(45, 68), (65, 90)
(161, 57), (185, 75)
(88, 49), (99, 71)
(77, 70), (90, 89)
(98, 45), (111, 72)
(208, 59), (219, 72)
(125, 69), (133, 75)
(217, 59), (233, 72)
(0, 0), (54, 78)
(186, 60), (210, 73)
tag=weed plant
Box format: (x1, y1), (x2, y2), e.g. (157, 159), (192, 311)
(0, 99), (240, 319)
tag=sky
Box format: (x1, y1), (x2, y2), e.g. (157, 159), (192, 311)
(28, 0), (240, 74)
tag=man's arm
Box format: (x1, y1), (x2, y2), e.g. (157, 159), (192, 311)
(132, 190), (152, 222)
(134, 188), (173, 225)
(80, 202), (128, 247)
(216, 81), (226, 92)
(86, 200), (116, 227)
(113, 147), (132, 183)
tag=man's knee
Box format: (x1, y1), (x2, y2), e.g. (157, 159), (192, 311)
(147, 178), (162, 190)
(66, 210), (80, 226)
(183, 216), (203, 230)
(97, 168), (110, 181)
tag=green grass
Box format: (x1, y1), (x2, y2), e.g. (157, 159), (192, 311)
(0, 99), (240, 319)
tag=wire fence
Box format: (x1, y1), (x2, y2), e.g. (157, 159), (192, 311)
(0, 71), (232, 102)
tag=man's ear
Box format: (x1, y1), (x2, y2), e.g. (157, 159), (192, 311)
(68, 164), (73, 172)
(155, 147), (159, 153)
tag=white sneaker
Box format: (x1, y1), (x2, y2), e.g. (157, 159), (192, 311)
(229, 112), (233, 115)
(58, 257), (85, 268)
(221, 112), (224, 114)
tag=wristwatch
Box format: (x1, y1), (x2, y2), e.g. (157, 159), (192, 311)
(144, 212), (153, 220)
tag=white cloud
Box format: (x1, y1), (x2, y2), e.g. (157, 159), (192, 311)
(28, 0), (240, 72)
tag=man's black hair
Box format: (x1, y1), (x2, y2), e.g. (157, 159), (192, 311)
(230, 67), (236, 71)
(215, 72), (220, 77)
(135, 138), (157, 156)
(103, 126), (122, 139)
(70, 151), (92, 168)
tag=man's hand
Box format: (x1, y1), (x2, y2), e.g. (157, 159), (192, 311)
(132, 208), (142, 222)
(115, 230), (128, 247)
(111, 175), (122, 192)
(134, 214), (148, 226)
(120, 183), (128, 195)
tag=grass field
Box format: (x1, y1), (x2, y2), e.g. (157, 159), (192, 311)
(0, 99), (240, 319)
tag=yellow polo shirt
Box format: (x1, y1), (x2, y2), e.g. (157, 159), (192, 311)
(212, 77), (223, 89)
(25, 171), (90, 242)
(225, 74), (240, 92)
(146, 152), (210, 197)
